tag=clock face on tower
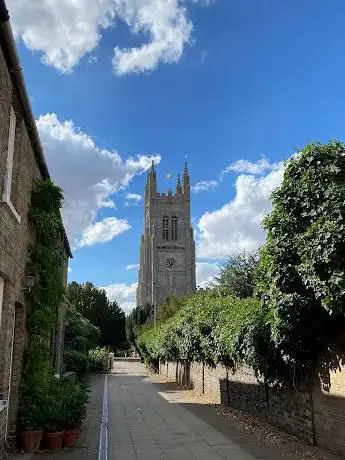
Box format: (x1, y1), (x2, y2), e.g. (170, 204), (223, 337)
(165, 258), (176, 270)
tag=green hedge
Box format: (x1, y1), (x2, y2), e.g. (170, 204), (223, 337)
(64, 349), (89, 378)
(136, 292), (262, 371)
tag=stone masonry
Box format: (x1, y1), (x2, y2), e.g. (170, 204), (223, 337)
(160, 361), (345, 457)
(0, 3), (71, 455)
(137, 162), (196, 307)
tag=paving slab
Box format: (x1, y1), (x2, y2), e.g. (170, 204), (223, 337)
(29, 361), (286, 460)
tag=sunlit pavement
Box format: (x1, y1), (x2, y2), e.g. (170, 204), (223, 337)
(106, 360), (282, 460)
(31, 360), (283, 460)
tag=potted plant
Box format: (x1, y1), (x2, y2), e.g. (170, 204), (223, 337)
(19, 405), (44, 453)
(42, 393), (65, 450)
(63, 382), (88, 447)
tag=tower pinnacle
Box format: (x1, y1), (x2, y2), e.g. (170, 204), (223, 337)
(176, 173), (182, 194)
(183, 162), (190, 194)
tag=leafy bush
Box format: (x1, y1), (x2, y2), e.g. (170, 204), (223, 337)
(88, 346), (108, 372)
(61, 379), (88, 430)
(136, 292), (260, 370)
(19, 374), (88, 431)
(253, 142), (345, 385)
(64, 349), (89, 378)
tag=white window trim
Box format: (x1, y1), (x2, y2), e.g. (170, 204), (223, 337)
(2, 106), (21, 223)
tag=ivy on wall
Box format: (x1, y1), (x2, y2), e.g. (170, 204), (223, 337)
(19, 180), (66, 429)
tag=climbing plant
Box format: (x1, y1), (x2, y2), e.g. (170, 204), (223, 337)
(19, 180), (66, 428)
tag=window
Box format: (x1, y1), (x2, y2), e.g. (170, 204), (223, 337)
(162, 216), (169, 240)
(2, 106), (20, 223)
(0, 276), (4, 329)
(171, 216), (178, 241)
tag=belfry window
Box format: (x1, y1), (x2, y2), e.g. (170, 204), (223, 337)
(171, 216), (178, 241)
(162, 216), (169, 240)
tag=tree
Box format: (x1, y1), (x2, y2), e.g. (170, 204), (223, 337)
(213, 252), (258, 299)
(67, 282), (127, 350)
(257, 141), (345, 384)
(156, 295), (185, 324)
(64, 305), (101, 353)
(126, 303), (153, 345)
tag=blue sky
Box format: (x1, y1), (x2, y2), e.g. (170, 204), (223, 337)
(8, 0), (345, 311)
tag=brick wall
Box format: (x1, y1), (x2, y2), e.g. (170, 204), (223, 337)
(0, 39), (68, 456)
(269, 386), (313, 444)
(162, 361), (345, 457)
(313, 370), (345, 456)
(203, 364), (227, 404)
(190, 362), (203, 395)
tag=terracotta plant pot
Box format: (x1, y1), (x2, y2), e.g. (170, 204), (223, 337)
(63, 429), (79, 447)
(44, 429), (65, 450)
(21, 430), (43, 453)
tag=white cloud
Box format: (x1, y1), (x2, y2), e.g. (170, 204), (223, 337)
(222, 157), (280, 177)
(8, 0), (212, 74)
(37, 113), (160, 247)
(191, 180), (218, 194)
(87, 55), (99, 65)
(124, 192), (142, 206)
(196, 262), (219, 288)
(200, 49), (208, 64)
(79, 217), (131, 247)
(198, 163), (285, 258)
(112, 0), (193, 75)
(126, 264), (140, 271)
(8, 0), (116, 73)
(102, 282), (138, 314)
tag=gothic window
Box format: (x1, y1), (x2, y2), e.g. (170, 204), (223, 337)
(171, 216), (178, 241)
(162, 216), (169, 240)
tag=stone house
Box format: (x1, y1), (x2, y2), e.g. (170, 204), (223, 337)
(0, 1), (72, 455)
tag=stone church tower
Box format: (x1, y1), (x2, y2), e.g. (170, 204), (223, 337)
(137, 162), (196, 307)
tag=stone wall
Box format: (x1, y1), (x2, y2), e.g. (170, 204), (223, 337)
(0, 411), (6, 459)
(0, 35), (70, 455)
(313, 370), (345, 455)
(0, 40), (42, 456)
(161, 361), (345, 457)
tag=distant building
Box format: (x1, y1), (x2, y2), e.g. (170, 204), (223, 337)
(0, 1), (72, 455)
(137, 162), (196, 307)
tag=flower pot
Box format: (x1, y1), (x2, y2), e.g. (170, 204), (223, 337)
(44, 429), (65, 450)
(21, 430), (43, 453)
(63, 429), (79, 447)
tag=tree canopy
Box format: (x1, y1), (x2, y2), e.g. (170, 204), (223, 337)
(67, 282), (127, 350)
(255, 141), (345, 383)
(213, 252), (258, 299)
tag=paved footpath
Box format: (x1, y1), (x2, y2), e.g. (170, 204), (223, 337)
(33, 360), (285, 460)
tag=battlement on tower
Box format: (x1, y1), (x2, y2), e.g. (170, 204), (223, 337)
(155, 191), (185, 200)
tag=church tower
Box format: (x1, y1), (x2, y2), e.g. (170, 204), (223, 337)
(136, 162), (196, 307)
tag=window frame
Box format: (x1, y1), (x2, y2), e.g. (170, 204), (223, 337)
(162, 216), (169, 241)
(2, 106), (21, 223)
(171, 216), (178, 241)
